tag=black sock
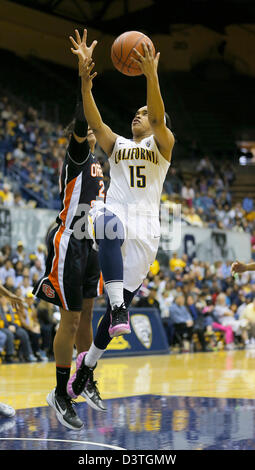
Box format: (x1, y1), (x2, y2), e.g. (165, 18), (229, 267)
(56, 366), (71, 396)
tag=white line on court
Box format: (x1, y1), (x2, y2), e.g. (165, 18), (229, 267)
(0, 438), (125, 450)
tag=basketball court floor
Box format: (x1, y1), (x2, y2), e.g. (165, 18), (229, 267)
(1, 350), (255, 450)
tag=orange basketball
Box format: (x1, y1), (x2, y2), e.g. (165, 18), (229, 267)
(111, 31), (155, 76)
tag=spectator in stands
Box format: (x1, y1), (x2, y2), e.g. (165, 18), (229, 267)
(0, 296), (36, 362)
(13, 260), (24, 288)
(136, 286), (161, 313)
(169, 294), (194, 351)
(20, 275), (33, 297)
(243, 194), (254, 214)
(214, 173), (225, 193)
(197, 156), (215, 177)
(166, 167), (182, 194)
(18, 293), (44, 361)
(29, 258), (44, 282)
(169, 252), (186, 273)
(13, 141), (26, 160)
(239, 296), (255, 347)
(34, 244), (46, 272)
(0, 245), (12, 264)
(0, 183), (14, 206)
(213, 293), (249, 347)
(186, 294), (207, 352)
(159, 289), (174, 346)
(13, 192), (26, 208)
(0, 329), (7, 359)
(12, 241), (26, 264)
(181, 181), (195, 208)
(0, 260), (16, 285)
(184, 207), (203, 227)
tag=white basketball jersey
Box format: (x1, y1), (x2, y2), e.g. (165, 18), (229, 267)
(106, 134), (170, 218)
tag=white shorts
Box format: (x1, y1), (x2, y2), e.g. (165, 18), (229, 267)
(90, 201), (160, 292)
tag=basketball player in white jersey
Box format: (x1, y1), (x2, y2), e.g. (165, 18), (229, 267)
(67, 29), (174, 400)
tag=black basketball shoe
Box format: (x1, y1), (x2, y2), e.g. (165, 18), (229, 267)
(81, 375), (107, 412)
(108, 303), (131, 338)
(67, 352), (96, 399)
(46, 389), (83, 430)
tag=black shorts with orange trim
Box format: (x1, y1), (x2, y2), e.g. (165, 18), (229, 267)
(32, 226), (102, 311)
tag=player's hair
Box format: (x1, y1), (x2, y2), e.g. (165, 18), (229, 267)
(63, 119), (75, 139)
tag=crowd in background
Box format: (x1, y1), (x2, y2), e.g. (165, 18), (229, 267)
(0, 95), (109, 209)
(0, 95), (255, 362)
(0, 239), (255, 362)
(1, 94), (255, 239)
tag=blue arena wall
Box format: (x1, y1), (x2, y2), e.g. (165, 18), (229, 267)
(92, 308), (169, 357)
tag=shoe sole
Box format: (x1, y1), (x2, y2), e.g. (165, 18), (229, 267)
(109, 313), (131, 338)
(46, 391), (83, 431)
(109, 324), (131, 338)
(67, 352), (87, 399)
(81, 391), (107, 412)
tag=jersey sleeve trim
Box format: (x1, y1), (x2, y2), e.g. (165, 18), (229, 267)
(67, 150), (90, 166)
(67, 135), (91, 165)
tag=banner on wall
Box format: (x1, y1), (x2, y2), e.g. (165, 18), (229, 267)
(92, 308), (169, 357)
(0, 207), (58, 251)
(160, 225), (251, 263)
(0, 207), (251, 263)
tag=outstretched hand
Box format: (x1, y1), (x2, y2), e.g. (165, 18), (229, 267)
(9, 293), (24, 316)
(132, 42), (160, 77)
(69, 28), (97, 75)
(231, 260), (247, 275)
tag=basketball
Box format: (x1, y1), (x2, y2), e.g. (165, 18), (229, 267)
(111, 31), (155, 76)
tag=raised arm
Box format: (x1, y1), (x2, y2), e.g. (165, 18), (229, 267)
(231, 261), (255, 274)
(0, 283), (24, 315)
(69, 29), (118, 157)
(132, 43), (174, 162)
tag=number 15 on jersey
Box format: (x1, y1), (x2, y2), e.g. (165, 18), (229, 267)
(129, 166), (146, 188)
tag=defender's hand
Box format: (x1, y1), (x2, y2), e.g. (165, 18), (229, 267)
(69, 28), (97, 75)
(80, 57), (97, 91)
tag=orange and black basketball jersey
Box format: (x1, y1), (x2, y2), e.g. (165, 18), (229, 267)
(56, 136), (105, 231)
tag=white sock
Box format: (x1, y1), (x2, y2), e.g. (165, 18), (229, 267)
(85, 342), (105, 368)
(105, 281), (124, 309)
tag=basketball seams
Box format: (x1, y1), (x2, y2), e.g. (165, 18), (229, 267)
(111, 47), (123, 68)
(111, 31), (155, 76)
(111, 38), (141, 75)
(121, 35), (145, 74)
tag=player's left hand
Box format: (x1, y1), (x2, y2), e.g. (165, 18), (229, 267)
(69, 29), (98, 75)
(132, 42), (160, 77)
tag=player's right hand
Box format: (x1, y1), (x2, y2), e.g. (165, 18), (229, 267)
(231, 260), (247, 274)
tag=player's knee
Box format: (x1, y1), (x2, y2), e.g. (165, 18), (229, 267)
(60, 311), (81, 337)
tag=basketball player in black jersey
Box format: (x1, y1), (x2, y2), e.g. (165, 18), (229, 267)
(33, 35), (107, 430)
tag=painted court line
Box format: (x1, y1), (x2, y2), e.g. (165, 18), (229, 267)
(0, 438), (125, 450)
